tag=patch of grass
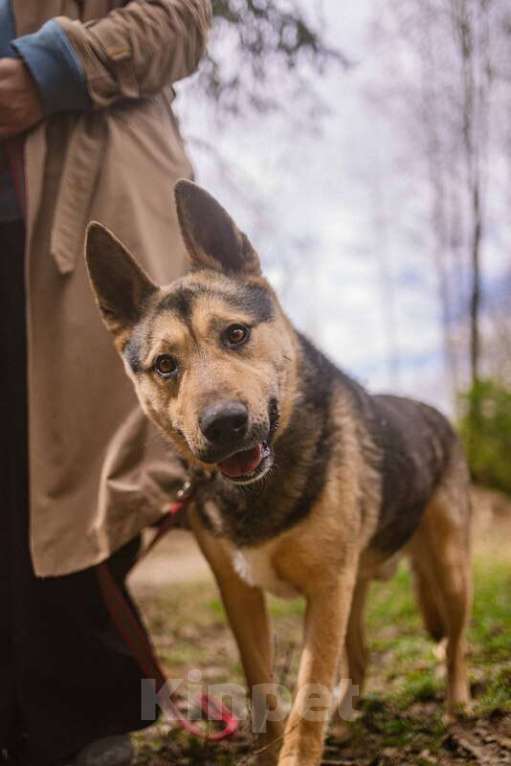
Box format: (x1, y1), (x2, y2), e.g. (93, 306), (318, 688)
(361, 558), (511, 720)
(469, 556), (511, 716)
(134, 532), (511, 765)
(472, 557), (511, 658)
(367, 565), (421, 627)
(267, 596), (304, 619)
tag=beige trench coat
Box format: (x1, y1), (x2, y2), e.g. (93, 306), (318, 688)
(10, 0), (211, 577)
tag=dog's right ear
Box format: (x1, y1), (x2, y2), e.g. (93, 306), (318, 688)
(174, 180), (261, 276)
(85, 222), (157, 336)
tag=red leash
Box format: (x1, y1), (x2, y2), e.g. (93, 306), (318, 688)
(97, 476), (239, 742)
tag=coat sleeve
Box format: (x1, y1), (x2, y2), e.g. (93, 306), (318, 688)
(12, 21), (92, 115)
(55, 0), (212, 109)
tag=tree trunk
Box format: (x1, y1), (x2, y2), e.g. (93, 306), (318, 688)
(469, 182), (482, 390)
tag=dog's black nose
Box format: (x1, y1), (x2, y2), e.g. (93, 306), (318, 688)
(200, 401), (248, 445)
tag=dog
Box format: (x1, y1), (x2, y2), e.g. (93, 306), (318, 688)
(85, 181), (472, 766)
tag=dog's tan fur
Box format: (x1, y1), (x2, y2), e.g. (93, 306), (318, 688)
(86, 181), (472, 766)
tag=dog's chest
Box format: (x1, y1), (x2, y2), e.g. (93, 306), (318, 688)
(230, 543), (299, 599)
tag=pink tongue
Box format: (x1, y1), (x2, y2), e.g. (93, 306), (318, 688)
(219, 444), (263, 478)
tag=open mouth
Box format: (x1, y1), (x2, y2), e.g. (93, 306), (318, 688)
(218, 441), (273, 485)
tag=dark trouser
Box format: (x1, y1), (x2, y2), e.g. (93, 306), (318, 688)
(0, 221), (154, 766)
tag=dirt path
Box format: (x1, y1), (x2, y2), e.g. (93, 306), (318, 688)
(128, 530), (211, 593)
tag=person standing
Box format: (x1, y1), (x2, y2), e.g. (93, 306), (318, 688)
(0, 2), (211, 764)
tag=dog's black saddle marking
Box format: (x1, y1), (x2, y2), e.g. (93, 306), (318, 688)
(367, 394), (456, 554)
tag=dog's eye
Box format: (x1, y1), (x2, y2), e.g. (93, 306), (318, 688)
(154, 354), (178, 378)
(223, 324), (250, 348)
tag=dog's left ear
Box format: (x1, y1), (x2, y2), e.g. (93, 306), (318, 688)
(174, 180), (261, 276)
(85, 222), (157, 336)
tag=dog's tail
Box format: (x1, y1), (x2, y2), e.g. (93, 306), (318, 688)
(410, 562), (446, 642)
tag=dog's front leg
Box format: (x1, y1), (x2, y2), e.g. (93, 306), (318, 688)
(278, 571), (356, 766)
(189, 509), (284, 765)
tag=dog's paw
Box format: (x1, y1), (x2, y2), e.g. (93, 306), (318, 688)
(443, 700), (474, 726)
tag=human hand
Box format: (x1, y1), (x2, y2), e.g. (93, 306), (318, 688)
(0, 58), (43, 140)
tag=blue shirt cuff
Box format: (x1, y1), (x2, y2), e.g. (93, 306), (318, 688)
(12, 20), (91, 116)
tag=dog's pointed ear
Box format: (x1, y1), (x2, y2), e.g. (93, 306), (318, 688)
(85, 222), (157, 336)
(174, 180), (261, 276)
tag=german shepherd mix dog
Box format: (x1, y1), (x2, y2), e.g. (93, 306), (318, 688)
(86, 181), (472, 766)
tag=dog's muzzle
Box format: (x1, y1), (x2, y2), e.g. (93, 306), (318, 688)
(196, 399), (278, 484)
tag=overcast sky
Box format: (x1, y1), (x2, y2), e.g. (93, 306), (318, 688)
(175, 1), (509, 416)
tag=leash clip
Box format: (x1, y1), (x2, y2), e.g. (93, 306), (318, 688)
(176, 477), (195, 501)
(176, 467), (214, 503)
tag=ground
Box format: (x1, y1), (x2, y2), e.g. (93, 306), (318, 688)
(128, 489), (511, 765)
